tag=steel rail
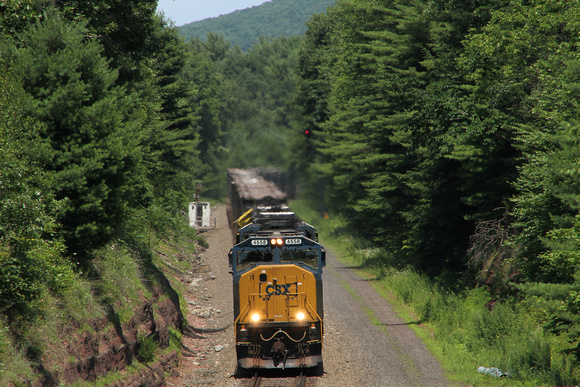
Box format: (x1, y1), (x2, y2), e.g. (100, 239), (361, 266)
(293, 371), (306, 387)
(249, 372), (262, 387)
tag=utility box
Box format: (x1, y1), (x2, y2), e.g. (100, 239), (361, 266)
(189, 201), (211, 228)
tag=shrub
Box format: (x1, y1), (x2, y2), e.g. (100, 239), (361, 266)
(137, 334), (157, 363)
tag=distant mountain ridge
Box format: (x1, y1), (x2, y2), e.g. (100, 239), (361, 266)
(178, 0), (335, 50)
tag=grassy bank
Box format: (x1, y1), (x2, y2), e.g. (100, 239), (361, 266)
(0, 221), (201, 386)
(290, 198), (579, 386)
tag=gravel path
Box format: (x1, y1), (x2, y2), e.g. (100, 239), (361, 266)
(165, 204), (450, 386)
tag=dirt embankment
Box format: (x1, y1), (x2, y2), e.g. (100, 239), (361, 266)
(26, 204), (228, 386)
(24, 244), (200, 386)
(30, 285), (183, 386)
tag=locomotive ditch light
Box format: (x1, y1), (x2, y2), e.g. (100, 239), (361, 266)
(251, 313), (261, 322)
(309, 323), (318, 340)
(239, 325), (248, 342)
(296, 312), (306, 321)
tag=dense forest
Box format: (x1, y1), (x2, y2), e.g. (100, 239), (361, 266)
(178, 0), (335, 50)
(2, 0), (580, 384)
(295, 0), (580, 383)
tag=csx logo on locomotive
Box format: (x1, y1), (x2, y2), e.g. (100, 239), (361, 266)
(259, 282), (298, 299)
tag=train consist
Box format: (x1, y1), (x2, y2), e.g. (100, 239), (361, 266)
(227, 169), (325, 370)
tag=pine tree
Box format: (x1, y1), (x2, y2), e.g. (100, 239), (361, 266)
(2, 11), (146, 259)
(143, 17), (204, 205)
(0, 69), (72, 319)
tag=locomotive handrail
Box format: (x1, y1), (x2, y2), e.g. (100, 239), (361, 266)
(234, 299), (252, 325)
(304, 299), (322, 322)
(241, 292), (321, 322)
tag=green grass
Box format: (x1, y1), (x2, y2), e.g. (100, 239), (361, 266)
(69, 362), (147, 387)
(290, 197), (580, 386)
(0, 318), (35, 387)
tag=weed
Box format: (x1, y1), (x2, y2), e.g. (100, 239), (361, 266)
(136, 334), (157, 364)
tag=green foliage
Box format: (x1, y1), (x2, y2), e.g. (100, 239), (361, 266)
(167, 327), (182, 352)
(136, 334), (157, 363)
(145, 17), (203, 203)
(179, 0), (335, 50)
(0, 2), (209, 384)
(58, 0), (159, 86)
(0, 318), (34, 386)
(221, 36), (303, 169)
(1, 10), (148, 258)
(298, 0), (475, 274)
(0, 0), (45, 37)
(368, 255), (579, 384)
(296, 0), (580, 282)
(186, 34), (304, 177)
(0, 69), (74, 320)
(296, 194), (580, 384)
(92, 242), (148, 323)
(125, 203), (186, 252)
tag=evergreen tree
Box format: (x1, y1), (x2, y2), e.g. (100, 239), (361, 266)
(0, 0), (44, 37)
(0, 69), (72, 319)
(215, 35), (303, 170)
(295, 0), (524, 276)
(465, 0), (580, 284)
(1, 11), (146, 259)
(144, 17), (204, 205)
(57, 0), (159, 86)
(186, 37), (225, 198)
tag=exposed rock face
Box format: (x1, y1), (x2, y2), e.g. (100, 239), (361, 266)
(32, 289), (184, 386)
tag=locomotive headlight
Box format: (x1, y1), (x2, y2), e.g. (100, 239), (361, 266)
(270, 238), (284, 246)
(251, 313), (260, 322)
(296, 312), (305, 321)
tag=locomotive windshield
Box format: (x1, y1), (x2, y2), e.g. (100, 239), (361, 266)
(281, 248), (319, 269)
(236, 249), (273, 270)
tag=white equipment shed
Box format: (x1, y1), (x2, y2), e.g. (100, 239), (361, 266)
(189, 201), (211, 228)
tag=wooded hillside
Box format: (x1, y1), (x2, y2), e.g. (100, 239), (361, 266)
(178, 0), (335, 50)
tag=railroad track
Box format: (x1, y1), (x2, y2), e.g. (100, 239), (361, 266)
(246, 370), (309, 387)
(248, 372), (262, 387)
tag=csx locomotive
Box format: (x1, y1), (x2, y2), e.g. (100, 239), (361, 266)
(227, 169), (325, 370)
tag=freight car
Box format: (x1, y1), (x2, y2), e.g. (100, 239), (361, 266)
(227, 168), (287, 229)
(227, 169), (325, 370)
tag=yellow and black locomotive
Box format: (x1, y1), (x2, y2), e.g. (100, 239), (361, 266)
(229, 209), (325, 370)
